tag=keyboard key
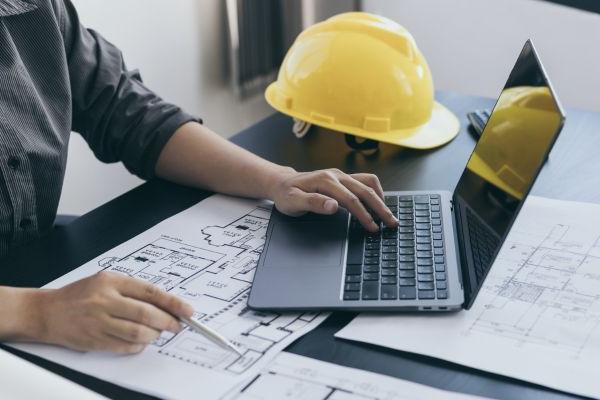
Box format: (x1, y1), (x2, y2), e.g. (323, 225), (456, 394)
(433, 240), (444, 248)
(381, 260), (397, 268)
(384, 196), (398, 206)
(399, 240), (414, 247)
(416, 230), (431, 237)
(418, 273), (434, 282)
(434, 256), (444, 264)
(399, 248), (414, 255)
(415, 223), (430, 230)
(431, 218), (442, 226)
(414, 195), (429, 203)
(415, 217), (430, 223)
(366, 235), (380, 243)
(344, 283), (360, 291)
(418, 281), (434, 290)
(344, 291), (360, 300)
(434, 248), (444, 256)
(399, 262), (415, 270)
(416, 244), (432, 251)
(398, 220), (413, 227)
(398, 233), (414, 240)
(435, 263), (446, 272)
(437, 290), (448, 299)
(415, 204), (429, 210)
(381, 276), (397, 285)
(380, 285), (397, 300)
(399, 255), (415, 262)
(431, 205), (440, 212)
(382, 239), (397, 246)
(399, 286), (417, 300)
(364, 257), (379, 265)
(399, 226), (414, 233)
(399, 195), (412, 201)
(346, 264), (362, 275)
(382, 246), (397, 253)
(436, 280), (447, 290)
(399, 270), (416, 278)
(398, 201), (412, 208)
(362, 282), (379, 300)
(398, 208), (413, 214)
(430, 199), (440, 205)
(417, 258), (433, 266)
(399, 278), (416, 286)
(364, 249), (379, 258)
(417, 251), (432, 258)
(432, 233), (443, 240)
(435, 272), (446, 281)
(430, 194), (440, 199)
(418, 290), (435, 299)
(417, 266), (434, 274)
(363, 272), (379, 281)
(432, 226), (442, 233)
(431, 212), (441, 218)
(382, 253), (397, 261)
(398, 214), (413, 220)
(363, 264), (380, 273)
(381, 268), (397, 276)
(415, 210), (429, 217)
(416, 236), (430, 244)
(366, 242), (380, 250)
(347, 233), (364, 264)
(345, 275), (361, 283)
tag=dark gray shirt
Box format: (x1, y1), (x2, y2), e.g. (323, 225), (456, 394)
(0, 0), (198, 257)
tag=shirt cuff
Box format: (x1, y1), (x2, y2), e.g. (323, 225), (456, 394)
(140, 110), (202, 180)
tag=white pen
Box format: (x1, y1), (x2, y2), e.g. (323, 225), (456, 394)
(180, 316), (244, 356)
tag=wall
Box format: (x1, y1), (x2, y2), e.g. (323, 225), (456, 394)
(363, 0), (600, 112)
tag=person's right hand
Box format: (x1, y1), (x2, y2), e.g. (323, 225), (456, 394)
(34, 271), (193, 354)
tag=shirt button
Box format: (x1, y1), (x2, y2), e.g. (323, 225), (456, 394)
(20, 218), (32, 229)
(7, 156), (20, 170)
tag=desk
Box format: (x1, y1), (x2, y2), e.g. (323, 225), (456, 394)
(1, 91), (599, 400)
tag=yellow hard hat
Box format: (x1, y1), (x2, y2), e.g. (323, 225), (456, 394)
(467, 86), (560, 199)
(265, 12), (460, 149)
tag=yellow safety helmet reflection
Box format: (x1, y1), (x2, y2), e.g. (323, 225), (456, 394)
(265, 12), (460, 149)
(466, 86), (560, 199)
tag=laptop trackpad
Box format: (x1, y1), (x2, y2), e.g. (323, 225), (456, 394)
(264, 217), (347, 268)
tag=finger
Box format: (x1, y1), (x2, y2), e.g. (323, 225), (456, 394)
(317, 179), (379, 232)
(117, 278), (194, 319)
(351, 173), (385, 200)
(109, 297), (183, 333)
(340, 176), (398, 228)
(277, 187), (338, 216)
(102, 317), (161, 345)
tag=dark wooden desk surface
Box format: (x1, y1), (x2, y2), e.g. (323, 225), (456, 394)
(1, 91), (599, 400)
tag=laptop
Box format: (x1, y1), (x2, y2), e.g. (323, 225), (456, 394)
(249, 40), (565, 311)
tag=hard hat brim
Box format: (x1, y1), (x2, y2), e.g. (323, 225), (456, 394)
(337, 102), (460, 150)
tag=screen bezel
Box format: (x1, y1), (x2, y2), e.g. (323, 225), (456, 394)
(453, 39), (566, 309)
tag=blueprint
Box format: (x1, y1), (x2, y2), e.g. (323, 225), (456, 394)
(10, 195), (327, 400)
(336, 196), (600, 399)
(221, 352), (491, 400)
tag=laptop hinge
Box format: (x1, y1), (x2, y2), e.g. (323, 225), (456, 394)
(452, 194), (474, 309)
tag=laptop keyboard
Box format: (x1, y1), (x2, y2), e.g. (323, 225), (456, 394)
(343, 194), (448, 301)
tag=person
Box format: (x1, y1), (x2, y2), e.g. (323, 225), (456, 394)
(0, 0), (397, 354)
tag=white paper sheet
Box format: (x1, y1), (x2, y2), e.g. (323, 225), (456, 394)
(0, 348), (106, 399)
(220, 351), (491, 400)
(336, 196), (600, 399)
(9, 195), (327, 400)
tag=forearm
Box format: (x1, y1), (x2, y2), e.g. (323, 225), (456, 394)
(0, 287), (45, 342)
(155, 122), (293, 200)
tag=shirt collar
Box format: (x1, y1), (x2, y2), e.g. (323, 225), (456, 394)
(0, 0), (37, 17)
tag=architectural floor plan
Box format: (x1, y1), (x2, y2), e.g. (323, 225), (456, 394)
(11, 195), (327, 399)
(221, 352), (490, 400)
(337, 196), (600, 399)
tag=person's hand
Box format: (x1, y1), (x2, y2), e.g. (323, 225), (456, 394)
(268, 168), (398, 232)
(33, 272), (193, 354)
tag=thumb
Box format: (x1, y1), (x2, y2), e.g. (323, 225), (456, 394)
(276, 188), (339, 216)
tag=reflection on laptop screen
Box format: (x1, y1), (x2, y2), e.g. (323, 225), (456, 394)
(454, 40), (564, 308)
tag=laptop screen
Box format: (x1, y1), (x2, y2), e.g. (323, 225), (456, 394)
(453, 40), (565, 309)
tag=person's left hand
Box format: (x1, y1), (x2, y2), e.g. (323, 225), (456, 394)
(268, 168), (398, 232)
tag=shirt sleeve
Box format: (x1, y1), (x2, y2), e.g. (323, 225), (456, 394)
(59, 0), (201, 179)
